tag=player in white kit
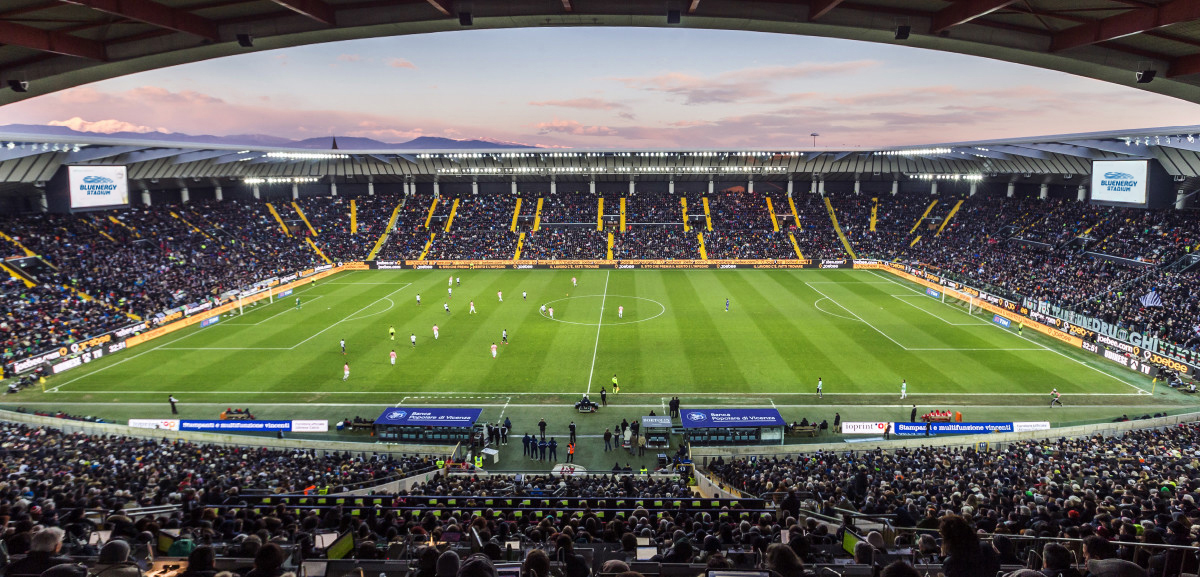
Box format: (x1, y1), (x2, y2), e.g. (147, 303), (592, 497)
(572, 277), (577, 287)
(469, 301), (477, 314)
(900, 380), (907, 399)
(410, 334), (416, 348)
(444, 303), (450, 315)
(342, 363), (350, 381)
(433, 325), (440, 340)
(497, 291), (503, 302)
(491, 342), (498, 358)
(618, 305), (623, 319)
(390, 350), (396, 366)
(416, 293), (421, 306)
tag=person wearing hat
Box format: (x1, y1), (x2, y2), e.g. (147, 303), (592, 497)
(90, 540), (143, 577)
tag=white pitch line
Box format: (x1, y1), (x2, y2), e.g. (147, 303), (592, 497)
(891, 294), (988, 326)
(16, 402), (1173, 408)
(249, 295), (326, 325)
(287, 284), (411, 350)
(498, 396), (512, 420)
(805, 281), (910, 350)
(867, 269), (1149, 395)
(395, 397), (410, 407)
(584, 270), (610, 395)
(53, 389), (1150, 397)
(46, 314), (218, 393)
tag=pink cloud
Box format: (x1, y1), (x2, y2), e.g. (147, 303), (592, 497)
(338, 54), (363, 62)
(535, 119), (618, 136)
(529, 97), (628, 111)
(387, 58), (417, 69)
(617, 61), (880, 105)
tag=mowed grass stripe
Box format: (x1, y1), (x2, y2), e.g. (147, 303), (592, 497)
(716, 271), (819, 390)
(663, 271), (748, 393)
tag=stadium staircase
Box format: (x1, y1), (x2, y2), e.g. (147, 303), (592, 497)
(697, 232), (708, 259)
(935, 200), (964, 236)
(513, 232), (525, 260)
(305, 237), (333, 264)
(366, 196), (404, 260)
(788, 232), (804, 259)
(169, 211), (218, 244)
(823, 197), (857, 259)
(765, 197), (780, 231)
(910, 199), (938, 234)
(0, 261), (34, 288)
(265, 203), (290, 236)
(107, 215), (140, 238)
(607, 232), (615, 260)
(681, 197), (690, 232)
(869, 197), (878, 232)
(597, 197), (604, 231)
(291, 202), (318, 235)
(509, 198), (522, 232)
(418, 232), (436, 260)
(532, 198), (543, 231)
(62, 283), (140, 321)
(0, 229), (36, 257)
(619, 197), (626, 231)
(443, 198), (460, 232)
(83, 218), (117, 242)
(423, 197), (439, 230)
(787, 196), (802, 230)
(702, 197), (713, 231)
(350, 199), (357, 234)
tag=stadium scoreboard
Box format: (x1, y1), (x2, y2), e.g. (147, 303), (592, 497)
(45, 164), (131, 213)
(1089, 159), (1172, 209)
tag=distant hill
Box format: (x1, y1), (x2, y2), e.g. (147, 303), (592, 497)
(0, 124), (539, 150)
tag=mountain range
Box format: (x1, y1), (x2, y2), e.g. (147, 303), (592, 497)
(0, 124), (537, 150)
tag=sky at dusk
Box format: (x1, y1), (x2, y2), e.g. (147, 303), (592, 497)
(2, 27), (1200, 148)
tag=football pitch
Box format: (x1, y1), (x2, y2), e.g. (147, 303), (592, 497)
(27, 268), (1180, 410)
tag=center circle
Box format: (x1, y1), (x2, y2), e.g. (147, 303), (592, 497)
(539, 295), (666, 326)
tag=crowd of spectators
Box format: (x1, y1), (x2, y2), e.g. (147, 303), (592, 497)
(0, 421), (435, 509)
(539, 193), (599, 224)
(614, 228), (699, 260)
(452, 195), (518, 231)
(427, 231), (518, 260)
(520, 229), (606, 260)
(708, 191), (773, 230)
(625, 192), (686, 224)
(703, 231), (794, 260)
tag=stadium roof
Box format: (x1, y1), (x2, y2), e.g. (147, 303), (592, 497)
(4, 0), (1200, 105)
(4, 124), (1200, 194)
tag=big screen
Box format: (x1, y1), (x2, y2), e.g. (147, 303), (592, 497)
(1091, 160), (1148, 205)
(67, 165), (129, 209)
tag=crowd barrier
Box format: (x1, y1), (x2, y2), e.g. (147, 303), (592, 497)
(0, 408), (450, 459)
(690, 409), (1200, 464)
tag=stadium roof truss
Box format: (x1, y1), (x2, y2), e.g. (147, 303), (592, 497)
(3, 125), (1200, 193)
(5, 1), (1200, 104)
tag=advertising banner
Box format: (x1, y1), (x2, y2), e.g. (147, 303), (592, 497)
(176, 420), (328, 432)
(128, 419), (181, 431)
(841, 421), (889, 434)
(373, 408), (483, 428)
(199, 316), (220, 328)
(992, 314), (1011, 328)
(892, 422), (1014, 436)
(680, 408), (785, 428)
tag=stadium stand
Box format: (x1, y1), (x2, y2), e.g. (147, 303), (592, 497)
(3, 191), (1199, 364)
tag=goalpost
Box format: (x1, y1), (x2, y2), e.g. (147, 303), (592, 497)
(939, 290), (979, 316)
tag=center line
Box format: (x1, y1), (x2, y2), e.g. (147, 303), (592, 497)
(585, 270), (611, 395)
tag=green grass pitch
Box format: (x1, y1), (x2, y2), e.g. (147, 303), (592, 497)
(18, 268), (1199, 471)
(30, 268), (1164, 404)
